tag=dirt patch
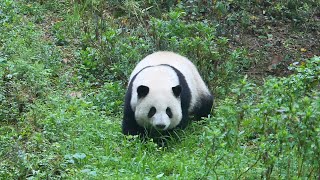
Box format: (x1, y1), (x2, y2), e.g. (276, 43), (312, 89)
(230, 16), (319, 79)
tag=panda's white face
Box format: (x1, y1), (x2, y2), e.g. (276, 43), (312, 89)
(134, 85), (182, 131)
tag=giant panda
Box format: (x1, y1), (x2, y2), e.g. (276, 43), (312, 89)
(122, 51), (213, 137)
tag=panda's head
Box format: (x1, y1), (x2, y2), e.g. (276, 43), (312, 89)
(134, 84), (182, 131)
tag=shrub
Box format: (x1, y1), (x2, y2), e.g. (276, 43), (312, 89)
(205, 56), (320, 178)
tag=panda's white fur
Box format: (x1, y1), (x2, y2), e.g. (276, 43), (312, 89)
(122, 51), (213, 136)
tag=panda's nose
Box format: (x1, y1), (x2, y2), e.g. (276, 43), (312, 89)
(155, 124), (166, 130)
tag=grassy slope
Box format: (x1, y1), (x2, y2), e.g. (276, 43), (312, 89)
(0, 0), (319, 179)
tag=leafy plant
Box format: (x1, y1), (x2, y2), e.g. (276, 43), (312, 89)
(205, 56), (320, 178)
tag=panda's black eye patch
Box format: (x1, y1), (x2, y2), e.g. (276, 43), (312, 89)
(166, 107), (173, 118)
(148, 107), (156, 118)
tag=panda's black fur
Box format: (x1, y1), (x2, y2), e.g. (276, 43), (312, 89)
(122, 51), (213, 138)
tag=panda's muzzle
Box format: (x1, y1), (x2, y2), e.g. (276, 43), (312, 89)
(151, 111), (170, 130)
(155, 124), (166, 130)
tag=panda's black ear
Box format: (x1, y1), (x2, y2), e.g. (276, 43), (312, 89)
(137, 85), (149, 98)
(172, 85), (182, 97)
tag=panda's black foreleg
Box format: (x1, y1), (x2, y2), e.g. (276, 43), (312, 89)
(122, 94), (145, 136)
(193, 94), (214, 120)
(122, 112), (145, 136)
(122, 85), (145, 136)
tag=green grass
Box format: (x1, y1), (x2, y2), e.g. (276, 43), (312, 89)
(0, 0), (319, 179)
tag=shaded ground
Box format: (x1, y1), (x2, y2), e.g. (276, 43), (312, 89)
(230, 16), (319, 79)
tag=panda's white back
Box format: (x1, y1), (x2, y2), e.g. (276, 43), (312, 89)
(130, 51), (211, 112)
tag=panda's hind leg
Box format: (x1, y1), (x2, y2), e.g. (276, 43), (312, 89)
(192, 94), (214, 120)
